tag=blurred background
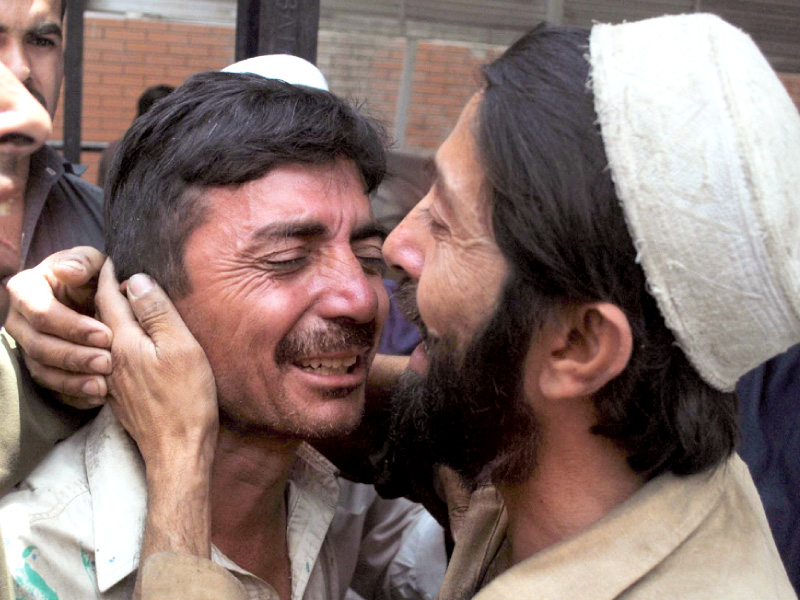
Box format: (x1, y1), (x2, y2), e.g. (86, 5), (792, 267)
(53, 0), (800, 187)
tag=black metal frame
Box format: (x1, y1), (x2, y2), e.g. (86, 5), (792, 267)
(235, 0), (320, 63)
(62, 0), (85, 164)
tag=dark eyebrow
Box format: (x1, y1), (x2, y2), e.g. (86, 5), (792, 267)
(248, 221), (328, 248)
(28, 22), (63, 40)
(352, 220), (386, 243)
(246, 218), (385, 250)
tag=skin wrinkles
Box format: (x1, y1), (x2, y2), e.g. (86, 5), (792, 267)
(175, 159), (388, 439)
(384, 95), (507, 355)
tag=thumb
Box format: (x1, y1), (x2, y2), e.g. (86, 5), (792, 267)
(125, 273), (192, 349)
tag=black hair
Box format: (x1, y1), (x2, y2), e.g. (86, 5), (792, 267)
(136, 84), (174, 117)
(105, 71), (387, 296)
(478, 24), (737, 478)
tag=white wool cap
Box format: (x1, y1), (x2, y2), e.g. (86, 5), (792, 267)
(590, 13), (800, 391)
(222, 54), (329, 90)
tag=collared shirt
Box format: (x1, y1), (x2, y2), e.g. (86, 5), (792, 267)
(0, 406), (445, 600)
(20, 145), (103, 270)
(438, 455), (796, 600)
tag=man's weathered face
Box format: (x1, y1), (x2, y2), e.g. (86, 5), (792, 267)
(0, 0), (64, 120)
(384, 95), (508, 371)
(175, 159), (389, 440)
(0, 60), (49, 321)
(384, 95), (543, 488)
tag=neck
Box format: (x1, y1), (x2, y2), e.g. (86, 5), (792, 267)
(210, 425), (300, 596)
(211, 425), (300, 538)
(0, 155), (30, 261)
(497, 398), (643, 566)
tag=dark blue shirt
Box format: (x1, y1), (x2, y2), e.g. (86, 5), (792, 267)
(737, 344), (800, 593)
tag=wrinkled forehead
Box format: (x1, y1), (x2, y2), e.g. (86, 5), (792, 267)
(196, 160), (378, 237)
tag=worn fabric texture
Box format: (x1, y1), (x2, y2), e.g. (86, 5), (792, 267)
(436, 456), (795, 600)
(0, 406), (445, 600)
(591, 13), (800, 391)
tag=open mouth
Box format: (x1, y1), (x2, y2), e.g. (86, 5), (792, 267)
(295, 354), (361, 376)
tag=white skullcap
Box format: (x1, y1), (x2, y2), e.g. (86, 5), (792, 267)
(222, 54), (329, 91)
(590, 13), (800, 391)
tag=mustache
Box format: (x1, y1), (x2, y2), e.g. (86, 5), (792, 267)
(393, 277), (430, 340)
(274, 320), (377, 364)
(0, 132), (36, 148)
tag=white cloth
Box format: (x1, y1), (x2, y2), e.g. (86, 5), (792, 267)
(590, 13), (800, 391)
(223, 55), (329, 91)
(0, 406), (445, 600)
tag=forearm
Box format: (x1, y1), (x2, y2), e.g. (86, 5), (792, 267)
(135, 444), (215, 598)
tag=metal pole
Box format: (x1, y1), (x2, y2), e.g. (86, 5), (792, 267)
(235, 0), (260, 61)
(236, 0), (321, 63)
(63, 0), (85, 164)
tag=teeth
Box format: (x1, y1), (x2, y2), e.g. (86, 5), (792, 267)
(298, 356), (358, 375)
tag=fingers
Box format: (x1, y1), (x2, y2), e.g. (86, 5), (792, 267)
(6, 256), (111, 349)
(47, 246), (108, 312)
(4, 247), (111, 402)
(23, 357), (108, 405)
(125, 273), (195, 348)
(95, 259), (139, 336)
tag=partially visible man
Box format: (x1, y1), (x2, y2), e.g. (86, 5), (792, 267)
(384, 15), (798, 599)
(0, 71), (444, 600)
(0, 59), (52, 600)
(97, 13), (800, 600)
(0, 0), (107, 408)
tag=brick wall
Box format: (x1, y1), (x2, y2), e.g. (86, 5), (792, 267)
(53, 17), (236, 184)
(779, 73), (800, 112)
(53, 15), (800, 186)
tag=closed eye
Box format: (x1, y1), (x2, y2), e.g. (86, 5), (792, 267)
(357, 255), (386, 276)
(418, 207), (448, 236)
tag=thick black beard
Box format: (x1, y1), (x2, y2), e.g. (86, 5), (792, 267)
(388, 275), (543, 490)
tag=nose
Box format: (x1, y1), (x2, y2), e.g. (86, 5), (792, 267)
(0, 63), (50, 155)
(315, 252), (382, 325)
(383, 204), (426, 280)
(0, 40), (32, 85)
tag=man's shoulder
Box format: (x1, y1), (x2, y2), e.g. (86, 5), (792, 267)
(0, 422), (92, 518)
(58, 168), (103, 211)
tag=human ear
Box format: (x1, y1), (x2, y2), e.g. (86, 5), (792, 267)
(538, 303), (633, 400)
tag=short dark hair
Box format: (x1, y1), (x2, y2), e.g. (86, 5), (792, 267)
(136, 84), (174, 117)
(60, 0), (66, 20)
(105, 71), (387, 296)
(478, 24), (737, 478)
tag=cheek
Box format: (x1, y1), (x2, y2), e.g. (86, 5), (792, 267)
(418, 245), (506, 339)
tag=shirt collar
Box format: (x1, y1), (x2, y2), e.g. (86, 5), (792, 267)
(473, 460), (731, 600)
(85, 407), (341, 596)
(21, 146), (65, 268)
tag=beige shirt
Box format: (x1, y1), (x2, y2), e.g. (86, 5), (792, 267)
(0, 333), (89, 600)
(0, 405), (445, 600)
(438, 455), (796, 600)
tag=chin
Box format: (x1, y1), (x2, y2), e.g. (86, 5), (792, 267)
(220, 387), (365, 441)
